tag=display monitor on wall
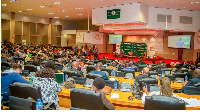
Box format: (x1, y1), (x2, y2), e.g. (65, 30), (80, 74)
(168, 35), (191, 49)
(108, 35), (123, 44)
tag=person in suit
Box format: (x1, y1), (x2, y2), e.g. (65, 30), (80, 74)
(186, 64), (196, 80)
(89, 62), (109, 80)
(135, 67), (150, 82)
(181, 69), (200, 93)
(1, 64), (29, 101)
(91, 77), (115, 110)
(70, 61), (85, 77)
(174, 64), (182, 73)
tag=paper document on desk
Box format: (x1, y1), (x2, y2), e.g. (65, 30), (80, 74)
(110, 93), (119, 99)
(180, 98), (200, 107)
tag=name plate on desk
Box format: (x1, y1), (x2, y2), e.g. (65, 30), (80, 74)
(110, 93), (119, 99)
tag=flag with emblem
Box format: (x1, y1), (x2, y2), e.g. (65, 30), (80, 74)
(107, 9), (121, 19)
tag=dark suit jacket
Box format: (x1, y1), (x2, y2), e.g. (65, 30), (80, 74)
(70, 68), (84, 77)
(174, 69), (182, 73)
(186, 70), (194, 80)
(182, 76), (200, 92)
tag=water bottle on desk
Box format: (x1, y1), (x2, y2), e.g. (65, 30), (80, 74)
(114, 80), (118, 91)
(114, 70), (116, 78)
(65, 74), (68, 82)
(185, 75), (188, 82)
(133, 81), (137, 92)
(36, 98), (43, 110)
(111, 70), (114, 77)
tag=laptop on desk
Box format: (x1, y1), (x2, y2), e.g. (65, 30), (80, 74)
(119, 82), (132, 92)
(26, 72), (36, 79)
(55, 73), (65, 86)
(83, 78), (94, 87)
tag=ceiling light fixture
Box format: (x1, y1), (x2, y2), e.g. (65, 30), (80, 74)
(48, 12), (54, 14)
(54, 2), (61, 4)
(27, 9), (33, 11)
(191, 2), (200, 4)
(19, 11), (23, 12)
(54, 17), (59, 18)
(75, 8), (83, 9)
(78, 14), (83, 15)
(40, 6), (45, 8)
(65, 16), (69, 17)
(62, 10), (66, 12)
(10, 0), (18, 3)
(2, 4), (7, 6)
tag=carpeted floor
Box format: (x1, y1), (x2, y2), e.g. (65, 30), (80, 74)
(97, 53), (183, 65)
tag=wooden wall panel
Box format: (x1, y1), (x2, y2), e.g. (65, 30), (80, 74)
(67, 34), (76, 47)
(15, 21), (22, 34)
(30, 23), (36, 35)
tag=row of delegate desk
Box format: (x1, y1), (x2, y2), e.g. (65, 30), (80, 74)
(58, 72), (200, 110)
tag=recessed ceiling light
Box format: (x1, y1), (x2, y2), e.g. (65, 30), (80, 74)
(78, 14), (83, 15)
(48, 12), (54, 14)
(10, 0), (18, 3)
(2, 4), (7, 6)
(54, 17), (59, 18)
(184, 7), (185, 8)
(54, 2), (61, 4)
(75, 8), (83, 9)
(19, 11), (23, 12)
(40, 6), (45, 8)
(65, 16), (69, 17)
(191, 2), (200, 4)
(22, 6), (23, 7)
(27, 9), (33, 11)
(62, 10), (66, 12)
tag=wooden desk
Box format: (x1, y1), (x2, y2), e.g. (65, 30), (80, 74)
(58, 84), (200, 110)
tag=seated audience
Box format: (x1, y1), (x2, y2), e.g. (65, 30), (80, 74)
(91, 77), (115, 110)
(186, 64), (196, 80)
(142, 77), (181, 105)
(1, 64), (29, 101)
(89, 62), (109, 80)
(181, 69), (200, 93)
(70, 61), (85, 77)
(148, 64), (154, 71)
(135, 67), (149, 81)
(32, 64), (62, 110)
(124, 63), (135, 71)
(174, 64), (181, 73)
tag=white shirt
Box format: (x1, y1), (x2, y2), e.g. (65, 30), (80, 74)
(141, 91), (181, 105)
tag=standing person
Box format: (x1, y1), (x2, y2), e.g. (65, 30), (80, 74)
(94, 46), (98, 59)
(91, 77), (115, 110)
(32, 62), (62, 110)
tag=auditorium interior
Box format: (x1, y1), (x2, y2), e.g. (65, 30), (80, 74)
(1, 0), (200, 110)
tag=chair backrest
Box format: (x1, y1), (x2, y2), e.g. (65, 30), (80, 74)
(173, 73), (187, 79)
(105, 80), (118, 88)
(20, 70), (29, 77)
(70, 88), (106, 110)
(9, 96), (36, 110)
(55, 64), (63, 70)
(144, 95), (185, 110)
(121, 69), (135, 77)
(165, 75), (175, 82)
(184, 86), (200, 95)
(116, 72), (125, 77)
(1, 62), (10, 68)
(72, 76), (86, 85)
(150, 71), (158, 76)
(86, 65), (96, 73)
(9, 82), (42, 101)
(138, 78), (158, 90)
(86, 73), (103, 79)
(24, 65), (37, 73)
(102, 68), (112, 75)
(63, 70), (79, 80)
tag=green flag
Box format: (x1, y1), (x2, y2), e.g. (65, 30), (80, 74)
(107, 9), (121, 19)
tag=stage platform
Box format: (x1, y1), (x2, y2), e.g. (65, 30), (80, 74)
(96, 53), (182, 65)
